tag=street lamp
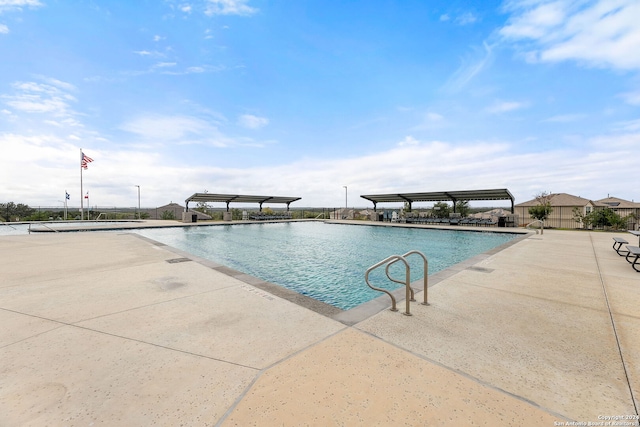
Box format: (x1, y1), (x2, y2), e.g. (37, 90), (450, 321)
(134, 185), (140, 220)
(343, 185), (348, 219)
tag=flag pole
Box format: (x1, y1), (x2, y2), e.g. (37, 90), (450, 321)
(80, 148), (84, 221)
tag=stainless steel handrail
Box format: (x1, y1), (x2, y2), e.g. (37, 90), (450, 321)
(28, 222), (60, 233)
(525, 219), (544, 234)
(365, 254), (412, 315)
(389, 250), (429, 306)
(385, 261), (415, 302)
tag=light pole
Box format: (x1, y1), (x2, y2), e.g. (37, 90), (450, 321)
(135, 185), (140, 219)
(343, 185), (348, 218)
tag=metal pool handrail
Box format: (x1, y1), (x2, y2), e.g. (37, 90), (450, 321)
(388, 250), (429, 306)
(365, 251), (430, 316)
(28, 222), (60, 233)
(365, 254), (412, 315)
(385, 261), (416, 302)
(525, 220), (544, 234)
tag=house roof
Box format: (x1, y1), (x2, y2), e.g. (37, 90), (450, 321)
(156, 202), (184, 210)
(596, 197), (640, 209)
(515, 193), (594, 207)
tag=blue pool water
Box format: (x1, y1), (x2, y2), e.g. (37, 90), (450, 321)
(133, 222), (518, 310)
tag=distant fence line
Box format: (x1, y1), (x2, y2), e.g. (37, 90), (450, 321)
(19, 206), (343, 221)
(8, 205), (639, 230)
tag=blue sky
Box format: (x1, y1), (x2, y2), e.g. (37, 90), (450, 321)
(1, 0), (639, 209)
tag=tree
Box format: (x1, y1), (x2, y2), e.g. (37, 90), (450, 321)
(528, 192), (553, 222)
(0, 202), (35, 222)
(454, 200), (470, 217)
(231, 208), (243, 220)
(572, 207), (585, 228)
(584, 208), (625, 230)
(431, 202), (451, 218)
(161, 210), (176, 220)
(527, 192), (553, 234)
(28, 210), (51, 221)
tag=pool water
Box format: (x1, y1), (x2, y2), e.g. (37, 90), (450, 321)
(133, 222), (518, 310)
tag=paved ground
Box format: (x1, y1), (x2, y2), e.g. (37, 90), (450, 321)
(1, 222), (638, 426)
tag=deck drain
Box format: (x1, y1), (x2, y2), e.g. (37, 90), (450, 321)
(467, 266), (494, 273)
(166, 257), (192, 264)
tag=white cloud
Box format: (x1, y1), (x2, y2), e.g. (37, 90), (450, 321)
(426, 112), (444, 121)
(398, 136), (420, 146)
(485, 100), (528, 114)
(444, 41), (494, 92)
(612, 118), (640, 132)
(204, 0), (257, 16)
(1, 80), (78, 117)
(185, 66), (205, 73)
(154, 62), (177, 68)
(238, 114), (268, 129)
(0, 0), (43, 13)
(500, 0), (640, 70)
(180, 3), (192, 13)
(456, 12), (478, 25)
(0, 23), (8, 33)
(35, 75), (77, 92)
(409, 112), (446, 131)
(2, 128), (638, 207)
(439, 14), (450, 22)
(121, 114), (217, 141)
(620, 90), (640, 106)
(541, 113), (586, 123)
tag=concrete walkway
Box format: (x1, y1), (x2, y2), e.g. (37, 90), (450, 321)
(1, 225), (638, 426)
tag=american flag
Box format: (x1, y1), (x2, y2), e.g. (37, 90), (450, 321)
(81, 152), (94, 169)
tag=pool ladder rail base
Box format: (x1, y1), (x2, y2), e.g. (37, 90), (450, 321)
(365, 250), (428, 316)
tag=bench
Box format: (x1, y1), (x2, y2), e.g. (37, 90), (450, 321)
(625, 246), (640, 272)
(613, 237), (629, 256)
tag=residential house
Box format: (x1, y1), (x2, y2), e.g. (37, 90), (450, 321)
(515, 193), (640, 229)
(515, 193), (597, 229)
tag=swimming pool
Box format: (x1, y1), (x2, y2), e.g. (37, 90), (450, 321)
(133, 222), (519, 310)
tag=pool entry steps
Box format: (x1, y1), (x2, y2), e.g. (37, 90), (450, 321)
(365, 250), (429, 316)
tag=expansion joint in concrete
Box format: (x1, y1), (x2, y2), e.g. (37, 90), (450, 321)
(589, 232), (639, 416)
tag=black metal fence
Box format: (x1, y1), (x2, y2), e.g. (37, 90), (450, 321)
(514, 206), (639, 230)
(4, 206), (342, 221)
(7, 204), (639, 230)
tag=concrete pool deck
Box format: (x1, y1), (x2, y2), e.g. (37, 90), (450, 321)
(1, 222), (638, 425)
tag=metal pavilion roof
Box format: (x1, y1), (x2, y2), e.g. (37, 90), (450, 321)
(184, 193), (302, 211)
(360, 188), (515, 212)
